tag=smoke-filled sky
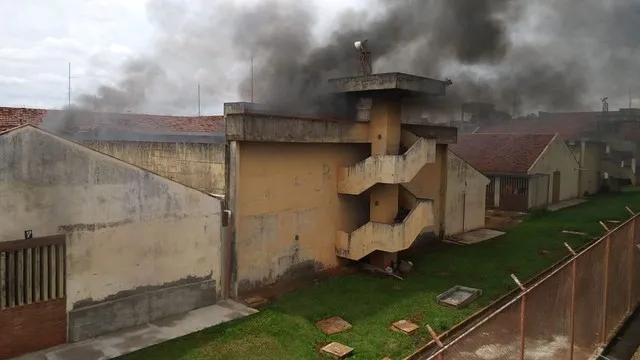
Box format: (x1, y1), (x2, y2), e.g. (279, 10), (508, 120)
(2, 0), (640, 116)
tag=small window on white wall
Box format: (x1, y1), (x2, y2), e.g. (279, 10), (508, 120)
(606, 145), (611, 154)
(604, 172), (609, 179)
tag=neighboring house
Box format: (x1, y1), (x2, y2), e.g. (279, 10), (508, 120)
(0, 125), (226, 359)
(450, 133), (580, 212)
(0, 107), (226, 193)
(445, 150), (489, 235)
(475, 111), (634, 194)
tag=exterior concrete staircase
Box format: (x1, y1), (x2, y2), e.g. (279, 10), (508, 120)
(601, 158), (627, 179)
(337, 136), (436, 195)
(335, 198), (434, 261)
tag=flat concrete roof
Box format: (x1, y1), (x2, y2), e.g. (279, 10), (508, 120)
(329, 73), (450, 96)
(225, 111), (458, 144)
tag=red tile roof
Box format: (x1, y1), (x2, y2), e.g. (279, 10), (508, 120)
(476, 112), (600, 140)
(0, 106), (224, 133)
(450, 133), (556, 175)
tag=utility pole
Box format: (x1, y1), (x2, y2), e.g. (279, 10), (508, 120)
(250, 56), (254, 103)
(197, 83), (201, 117)
(68, 62), (71, 107)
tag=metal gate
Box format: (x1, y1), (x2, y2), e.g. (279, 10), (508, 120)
(0, 235), (67, 359)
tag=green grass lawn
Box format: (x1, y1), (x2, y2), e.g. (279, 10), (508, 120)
(119, 189), (640, 360)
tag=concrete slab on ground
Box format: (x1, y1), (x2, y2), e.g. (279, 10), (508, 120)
(547, 198), (586, 212)
(449, 229), (505, 245)
(321, 342), (353, 359)
(12, 300), (258, 360)
(316, 317), (352, 335)
(391, 320), (420, 335)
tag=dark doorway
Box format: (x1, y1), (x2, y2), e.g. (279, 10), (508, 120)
(552, 171), (561, 204)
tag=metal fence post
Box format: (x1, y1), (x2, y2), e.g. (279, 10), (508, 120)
(602, 234), (611, 343)
(565, 243), (578, 360)
(511, 274), (527, 360)
(628, 215), (636, 312)
(426, 325), (445, 360)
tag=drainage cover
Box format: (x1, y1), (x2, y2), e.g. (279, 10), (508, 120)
(437, 286), (482, 309)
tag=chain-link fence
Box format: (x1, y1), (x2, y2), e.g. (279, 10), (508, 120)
(422, 209), (640, 360)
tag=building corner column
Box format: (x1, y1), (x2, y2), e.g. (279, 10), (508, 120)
(368, 100), (401, 268)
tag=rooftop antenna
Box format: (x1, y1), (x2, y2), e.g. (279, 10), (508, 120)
(629, 88), (632, 108)
(68, 62), (71, 107)
(601, 97), (609, 113)
(354, 39), (372, 76)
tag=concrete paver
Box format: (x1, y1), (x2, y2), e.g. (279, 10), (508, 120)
(12, 300), (258, 360)
(547, 198), (586, 212)
(449, 229), (505, 245)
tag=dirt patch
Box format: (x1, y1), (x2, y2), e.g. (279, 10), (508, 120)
(314, 341), (327, 354)
(485, 210), (526, 231)
(240, 266), (358, 301)
(410, 313), (425, 322)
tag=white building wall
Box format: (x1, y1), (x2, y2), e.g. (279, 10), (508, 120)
(445, 151), (489, 235)
(529, 136), (580, 203)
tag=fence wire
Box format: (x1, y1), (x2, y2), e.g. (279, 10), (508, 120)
(424, 213), (640, 360)
(523, 266), (572, 359)
(441, 299), (522, 359)
(573, 240), (606, 354)
(605, 226), (631, 339)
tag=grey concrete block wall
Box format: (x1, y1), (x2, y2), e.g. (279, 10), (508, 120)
(68, 280), (217, 342)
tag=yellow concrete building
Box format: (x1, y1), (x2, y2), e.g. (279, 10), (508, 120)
(223, 73), (461, 294)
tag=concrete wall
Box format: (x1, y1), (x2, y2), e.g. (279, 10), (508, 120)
(85, 140), (226, 194)
(404, 144), (448, 236)
(445, 151), (489, 235)
(568, 141), (602, 196)
(528, 175), (550, 209)
(231, 141), (370, 293)
(529, 136), (580, 203)
(0, 127), (223, 341)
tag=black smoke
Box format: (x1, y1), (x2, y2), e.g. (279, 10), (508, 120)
(75, 0), (640, 117)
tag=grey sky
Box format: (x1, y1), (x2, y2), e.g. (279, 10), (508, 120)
(2, 0), (638, 116)
(0, 0), (366, 114)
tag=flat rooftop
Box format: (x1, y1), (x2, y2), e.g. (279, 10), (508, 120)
(329, 72), (450, 96)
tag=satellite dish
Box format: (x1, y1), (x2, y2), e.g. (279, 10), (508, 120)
(354, 39), (368, 51)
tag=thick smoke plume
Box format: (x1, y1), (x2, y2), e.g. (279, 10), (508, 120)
(72, 0), (640, 118)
